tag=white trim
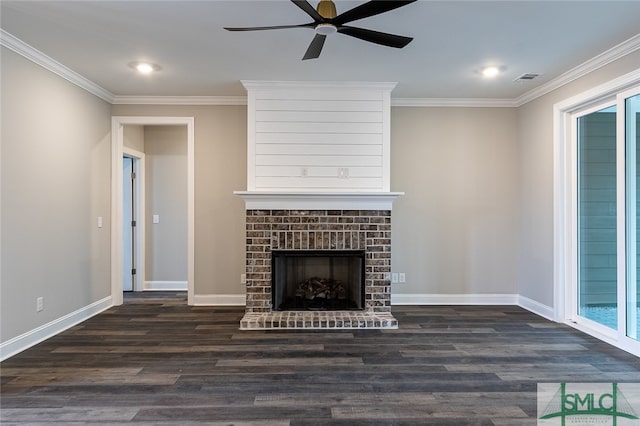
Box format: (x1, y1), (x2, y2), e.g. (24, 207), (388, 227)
(241, 80), (397, 91)
(392, 98), (516, 108)
(391, 293), (518, 305)
(143, 281), (188, 291)
(112, 96), (246, 106)
(517, 295), (555, 321)
(111, 116), (195, 306)
(0, 29), (114, 103)
(0, 296), (112, 361)
(234, 191), (404, 210)
(516, 33), (640, 107)
(192, 294), (246, 306)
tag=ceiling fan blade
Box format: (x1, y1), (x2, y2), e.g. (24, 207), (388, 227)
(225, 23), (314, 31)
(337, 26), (413, 48)
(291, 0), (324, 22)
(333, 0), (417, 26)
(302, 33), (327, 60)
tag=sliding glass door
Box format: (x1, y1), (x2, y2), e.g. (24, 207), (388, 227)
(577, 104), (618, 330)
(625, 92), (640, 342)
(573, 86), (640, 352)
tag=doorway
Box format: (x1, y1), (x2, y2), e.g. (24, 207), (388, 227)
(555, 78), (640, 357)
(111, 116), (195, 306)
(122, 149), (145, 293)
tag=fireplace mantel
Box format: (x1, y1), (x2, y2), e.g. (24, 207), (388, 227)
(234, 191), (404, 210)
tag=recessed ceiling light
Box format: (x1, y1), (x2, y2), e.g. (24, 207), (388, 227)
(128, 61), (161, 74)
(481, 66), (500, 78)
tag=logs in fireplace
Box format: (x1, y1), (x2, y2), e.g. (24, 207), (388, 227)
(272, 250), (365, 311)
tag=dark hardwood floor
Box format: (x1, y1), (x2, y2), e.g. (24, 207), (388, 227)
(2, 292), (639, 425)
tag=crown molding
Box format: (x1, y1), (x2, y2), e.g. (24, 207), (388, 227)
(241, 80), (397, 91)
(0, 29), (115, 103)
(392, 97), (517, 108)
(112, 95), (247, 105)
(514, 32), (640, 107)
(3, 29), (638, 109)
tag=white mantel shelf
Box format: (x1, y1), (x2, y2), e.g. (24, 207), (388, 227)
(234, 191), (404, 211)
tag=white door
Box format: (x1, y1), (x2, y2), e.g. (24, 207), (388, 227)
(122, 157), (136, 292)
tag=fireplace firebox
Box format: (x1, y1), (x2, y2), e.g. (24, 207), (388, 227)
(272, 250), (365, 311)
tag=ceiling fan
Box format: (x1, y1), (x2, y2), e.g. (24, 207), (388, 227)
(224, 0), (417, 60)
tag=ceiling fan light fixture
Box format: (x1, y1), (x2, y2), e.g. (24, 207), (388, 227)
(315, 23), (337, 35)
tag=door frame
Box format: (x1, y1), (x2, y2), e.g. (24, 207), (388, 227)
(111, 116), (195, 305)
(554, 69), (640, 355)
(123, 148), (145, 292)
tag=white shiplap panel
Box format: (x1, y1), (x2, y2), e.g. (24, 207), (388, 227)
(243, 81), (394, 192)
(255, 177), (384, 189)
(255, 110), (383, 123)
(256, 121), (383, 134)
(256, 155), (382, 167)
(256, 99), (382, 112)
(256, 133), (383, 145)
(255, 166), (383, 178)
(255, 144), (383, 156)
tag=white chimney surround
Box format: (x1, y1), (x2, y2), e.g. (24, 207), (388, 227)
(236, 81), (403, 209)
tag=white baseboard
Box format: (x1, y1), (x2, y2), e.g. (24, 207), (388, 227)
(192, 294), (246, 306)
(0, 296), (112, 361)
(391, 293), (519, 305)
(143, 281), (188, 291)
(517, 295), (555, 321)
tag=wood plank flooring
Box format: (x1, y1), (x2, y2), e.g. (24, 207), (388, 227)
(2, 292), (639, 425)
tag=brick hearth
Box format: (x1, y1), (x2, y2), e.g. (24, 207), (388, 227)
(240, 209), (397, 330)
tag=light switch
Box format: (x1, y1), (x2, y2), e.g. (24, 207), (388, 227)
(153, 214), (160, 224)
(97, 216), (103, 228)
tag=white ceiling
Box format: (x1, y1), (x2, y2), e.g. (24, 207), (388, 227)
(2, 1), (640, 101)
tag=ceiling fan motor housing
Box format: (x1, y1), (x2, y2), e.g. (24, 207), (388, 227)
(317, 0), (337, 19)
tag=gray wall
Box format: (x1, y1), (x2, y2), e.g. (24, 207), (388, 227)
(123, 125), (145, 152)
(1, 47), (111, 342)
(144, 125), (188, 283)
(391, 107), (519, 296)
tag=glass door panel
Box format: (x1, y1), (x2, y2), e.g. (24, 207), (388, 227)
(577, 105), (618, 329)
(626, 93), (640, 341)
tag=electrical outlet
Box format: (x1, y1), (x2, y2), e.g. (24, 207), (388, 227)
(240, 274), (247, 284)
(399, 272), (406, 283)
(36, 297), (44, 312)
(391, 273), (399, 283)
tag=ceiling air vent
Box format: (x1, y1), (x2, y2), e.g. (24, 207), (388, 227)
(514, 73), (540, 82)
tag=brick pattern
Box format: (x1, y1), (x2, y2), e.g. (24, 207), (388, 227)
(240, 311), (398, 330)
(245, 210), (392, 313)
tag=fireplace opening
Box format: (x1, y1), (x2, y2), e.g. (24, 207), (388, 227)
(272, 250), (365, 311)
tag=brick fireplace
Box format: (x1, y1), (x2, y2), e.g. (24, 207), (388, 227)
(235, 196), (401, 330)
(236, 80), (402, 329)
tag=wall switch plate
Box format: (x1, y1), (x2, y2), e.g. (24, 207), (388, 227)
(399, 272), (406, 283)
(97, 216), (103, 228)
(36, 297), (44, 312)
(391, 273), (399, 283)
(240, 273), (247, 284)
(153, 214), (160, 224)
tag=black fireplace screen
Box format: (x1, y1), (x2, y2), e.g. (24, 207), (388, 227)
(272, 250), (365, 311)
